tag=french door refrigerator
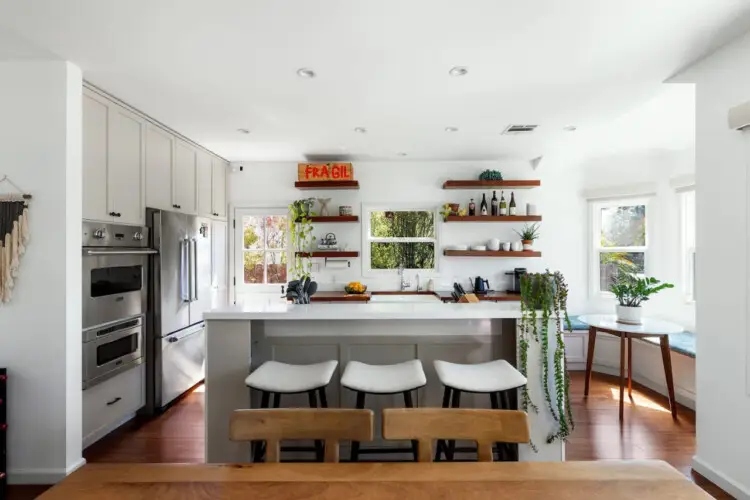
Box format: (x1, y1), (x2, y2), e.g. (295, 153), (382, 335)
(145, 208), (212, 414)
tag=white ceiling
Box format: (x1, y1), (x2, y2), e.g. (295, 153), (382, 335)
(0, 0), (748, 162)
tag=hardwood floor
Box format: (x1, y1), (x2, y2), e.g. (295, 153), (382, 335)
(8, 373), (733, 499)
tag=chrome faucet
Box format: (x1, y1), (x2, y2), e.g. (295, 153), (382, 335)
(398, 265), (411, 291)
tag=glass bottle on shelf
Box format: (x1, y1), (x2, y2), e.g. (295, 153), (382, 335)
(499, 191), (507, 215)
(468, 198), (476, 216)
(480, 194), (488, 216)
(491, 191), (498, 216)
(509, 192), (517, 216)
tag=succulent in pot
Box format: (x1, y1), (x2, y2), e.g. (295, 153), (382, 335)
(514, 222), (540, 250)
(609, 272), (674, 325)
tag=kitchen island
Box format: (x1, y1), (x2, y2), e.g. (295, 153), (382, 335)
(203, 301), (565, 463)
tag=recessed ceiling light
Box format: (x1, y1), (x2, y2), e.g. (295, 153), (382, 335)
(296, 68), (316, 78)
(563, 125), (577, 132)
(449, 66), (468, 77)
(353, 127), (367, 134)
(237, 128), (250, 134)
(445, 127), (459, 133)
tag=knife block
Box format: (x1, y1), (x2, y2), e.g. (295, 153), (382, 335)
(458, 293), (480, 303)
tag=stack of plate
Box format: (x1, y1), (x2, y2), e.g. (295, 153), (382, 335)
(470, 245), (487, 251)
(446, 244), (468, 251)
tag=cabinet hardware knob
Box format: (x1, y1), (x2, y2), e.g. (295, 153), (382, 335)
(106, 397), (122, 406)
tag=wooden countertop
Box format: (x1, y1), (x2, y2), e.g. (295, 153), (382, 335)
(436, 290), (522, 302)
(39, 461), (710, 499)
(310, 291), (371, 302)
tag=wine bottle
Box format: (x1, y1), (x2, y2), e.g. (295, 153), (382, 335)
(469, 198), (476, 216)
(509, 192), (517, 216)
(499, 191), (507, 215)
(480, 194), (488, 216)
(491, 191), (498, 216)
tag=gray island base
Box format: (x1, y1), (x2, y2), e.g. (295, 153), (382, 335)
(204, 302), (565, 463)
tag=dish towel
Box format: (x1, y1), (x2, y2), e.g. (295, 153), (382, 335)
(0, 201), (30, 304)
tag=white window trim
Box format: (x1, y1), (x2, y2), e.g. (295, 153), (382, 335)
(234, 207), (290, 294)
(589, 197), (650, 298)
(361, 204), (440, 278)
(680, 188), (696, 303)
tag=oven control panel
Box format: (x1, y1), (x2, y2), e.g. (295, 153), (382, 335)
(82, 221), (150, 248)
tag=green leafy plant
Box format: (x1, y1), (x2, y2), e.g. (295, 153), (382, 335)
(519, 270), (574, 447)
(439, 203), (453, 220)
(479, 169), (503, 181)
(515, 222), (540, 241)
(288, 199), (316, 279)
(609, 272), (674, 307)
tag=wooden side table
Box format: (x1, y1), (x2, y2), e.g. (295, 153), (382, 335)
(578, 315), (683, 421)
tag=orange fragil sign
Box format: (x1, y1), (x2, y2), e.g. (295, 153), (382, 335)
(297, 163), (353, 182)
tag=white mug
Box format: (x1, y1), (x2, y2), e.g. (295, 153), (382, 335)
(502, 242), (511, 251)
(511, 241), (523, 252)
(526, 203), (538, 216)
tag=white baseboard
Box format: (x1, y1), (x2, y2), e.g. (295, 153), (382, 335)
(568, 362), (695, 410)
(692, 455), (750, 500)
(8, 457), (86, 485)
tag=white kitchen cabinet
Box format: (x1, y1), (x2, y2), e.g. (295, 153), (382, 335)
(211, 158), (227, 218)
(174, 139), (197, 213)
(196, 150), (213, 216)
(107, 105), (145, 225)
(211, 219), (228, 291)
(82, 92), (109, 222)
(145, 124), (174, 211)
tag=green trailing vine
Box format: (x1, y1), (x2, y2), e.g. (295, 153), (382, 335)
(288, 199), (316, 279)
(519, 270), (575, 446)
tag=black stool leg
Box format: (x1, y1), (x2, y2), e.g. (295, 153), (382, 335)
(318, 387), (328, 408)
(253, 391), (271, 462)
(501, 390), (519, 461)
(447, 389), (461, 461)
(308, 390), (324, 462)
(490, 392), (508, 461)
(403, 391), (419, 462)
(350, 391), (366, 462)
(435, 386), (452, 461)
(273, 393), (281, 408)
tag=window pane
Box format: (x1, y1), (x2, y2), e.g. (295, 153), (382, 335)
(243, 216), (263, 250)
(265, 216), (287, 249)
(599, 251), (645, 291)
(371, 242), (435, 269)
(243, 251), (264, 283)
(266, 251), (287, 284)
(600, 205), (646, 247)
(370, 211), (435, 238)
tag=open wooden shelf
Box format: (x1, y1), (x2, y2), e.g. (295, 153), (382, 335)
(444, 215), (542, 222)
(299, 215), (359, 223)
(442, 180), (541, 189)
(296, 251), (359, 258)
(295, 180), (360, 190)
(443, 250), (542, 258)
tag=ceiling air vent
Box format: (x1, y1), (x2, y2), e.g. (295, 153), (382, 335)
(502, 124), (538, 135)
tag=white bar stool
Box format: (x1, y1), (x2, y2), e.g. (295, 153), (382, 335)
(341, 360), (427, 461)
(433, 359), (527, 461)
(245, 360), (338, 461)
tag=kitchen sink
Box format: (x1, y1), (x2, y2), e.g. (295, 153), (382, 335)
(369, 293), (441, 303)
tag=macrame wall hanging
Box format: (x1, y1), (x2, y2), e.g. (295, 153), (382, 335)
(0, 175), (31, 304)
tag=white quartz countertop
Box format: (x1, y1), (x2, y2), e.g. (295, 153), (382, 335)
(203, 301), (522, 320)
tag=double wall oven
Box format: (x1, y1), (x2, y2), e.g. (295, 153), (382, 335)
(82, 222), (156, 389)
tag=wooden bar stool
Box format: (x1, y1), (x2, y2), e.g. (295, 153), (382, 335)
(340, 360), (427, 462)
(433, 359), (527, 461)
(245, 360), (338, 462)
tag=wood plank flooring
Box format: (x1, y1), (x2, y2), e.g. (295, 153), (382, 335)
(8, 373), (733, 499)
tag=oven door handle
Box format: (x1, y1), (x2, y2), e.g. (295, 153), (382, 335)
(84, 249), (158, 256)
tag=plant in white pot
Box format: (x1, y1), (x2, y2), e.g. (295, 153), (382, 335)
(609, 272), (674, 325)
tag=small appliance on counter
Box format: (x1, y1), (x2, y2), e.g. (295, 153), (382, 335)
(472, 276), (490, 295)
(505, 268), (527, 294)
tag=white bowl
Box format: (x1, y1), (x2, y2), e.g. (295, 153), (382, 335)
(447, 244), (468, 251)
(470, 245), (487, 251)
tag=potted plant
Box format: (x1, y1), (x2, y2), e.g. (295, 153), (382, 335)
(609, 272), (674, 325)
(515, 222), (540, 250)
(288, 199), (316, 279)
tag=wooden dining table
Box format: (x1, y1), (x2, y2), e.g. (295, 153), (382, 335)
(38, 460), (711, 499)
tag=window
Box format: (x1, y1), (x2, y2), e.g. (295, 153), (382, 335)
(363, 207), (437, 274)
(681, 190), (696, 301)
(591, 199), (648, 293)
(235, 209), (288, 289)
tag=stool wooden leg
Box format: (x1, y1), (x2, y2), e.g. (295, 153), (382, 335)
(435, 386), (452, 461)
(318, 387), (328, 408)
(308, 390), (324, 462)
(403, 391), (419, 462)
(659, 336), (678, 419)
(584, 327), (597, 396)
(447, 389), (461, 461)
(350, 391), (366, 462)
(253, 391), (271, 462)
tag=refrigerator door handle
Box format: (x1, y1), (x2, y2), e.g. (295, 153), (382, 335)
(180, 238), (190, 303)
(192, 238), (199, 301)
(188, 238), (197, 302)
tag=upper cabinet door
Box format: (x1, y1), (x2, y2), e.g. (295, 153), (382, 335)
(107, 104), (145, 225)
(196, 150), (213, 217)
(82, 92), (110, 222)
(211, 159), (227, 218)
(174, 139), (197, 213)
(145, 125), (174, 211)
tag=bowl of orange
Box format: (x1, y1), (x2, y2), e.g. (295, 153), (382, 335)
(345, 282), (367, 294)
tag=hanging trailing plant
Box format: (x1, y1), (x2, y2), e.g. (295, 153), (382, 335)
(288, 198), (316, 279)
(519, 270), (575, 445)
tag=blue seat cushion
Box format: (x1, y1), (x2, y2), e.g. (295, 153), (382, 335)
(643, 331), (696, 358)
(567, 315), (589, 331)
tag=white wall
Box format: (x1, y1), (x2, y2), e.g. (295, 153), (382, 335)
(228, 160), (588, 312)
(676, 31), (750, 500)
(0, 61), (84, 483)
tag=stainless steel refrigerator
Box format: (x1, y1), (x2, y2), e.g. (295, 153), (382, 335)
(145, 208), (212, 414)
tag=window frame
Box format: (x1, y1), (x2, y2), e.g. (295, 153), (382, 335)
(234, 207), (290, 293)
(589, 197), (650, 297)
(361, 204), (440, 278)
(680, 189), (696, 303)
